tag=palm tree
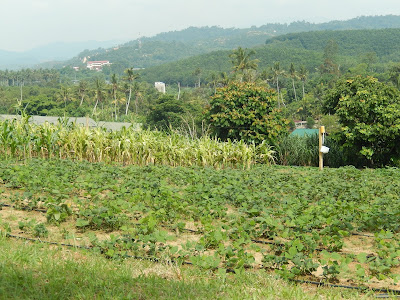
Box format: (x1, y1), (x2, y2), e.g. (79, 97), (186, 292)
(229, 47), (259, 82)
(218, 72), (230, 87)
(193, 68), (202, 88)
(93, 79), (105, 115)
(111, 74), (118, 120)
(133, 82), (143, 114)
(124, 67), (140, 115)
(77, 80), (88, 106)
(58, 86), (70, 108)
(208, 73), (218, 94)
(298, 65), (308, 99)
(271, 62), (285, 107)
(289, 63), (298, 102)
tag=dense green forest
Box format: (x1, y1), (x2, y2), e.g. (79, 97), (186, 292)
(139, 28), (400, 85)
(49, 15), (400, 71)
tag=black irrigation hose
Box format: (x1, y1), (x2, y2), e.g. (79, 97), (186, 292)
(290, 279), (400, 296)
(0, 203), (47, 213)
(5, 233), (90, 249)
(3, 233), (232, 272)
(4, 233), (399, 296)
(0, 201), (201, 234)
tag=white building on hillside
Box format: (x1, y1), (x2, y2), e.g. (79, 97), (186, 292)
(87, 61), (111, 71)
(155, 82), (166, 93)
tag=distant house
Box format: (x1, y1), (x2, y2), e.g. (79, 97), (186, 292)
(87, 61), (111, 71)
(294, 120), (307, 129)
(155, 82), (166, 93)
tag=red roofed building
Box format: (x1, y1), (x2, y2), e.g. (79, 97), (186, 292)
(87, 61), (111, 71)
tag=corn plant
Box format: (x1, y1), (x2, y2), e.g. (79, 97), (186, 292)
(0, 119), (276, 168)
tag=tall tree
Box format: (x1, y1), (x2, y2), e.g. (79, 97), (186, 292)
(289, 63), (298, 102)
(319, 39), (340, 75)
(93, 79), (105, 115)
(324, 76), (400, 167)
(298, 65), (308, 99)
(270, 62), (285, 107)
(205, 81), (288, 145)
(133, 82), (143, 114)
(111, 74), (119, 120)
(77, 80), (88, 106)
(229, 47), (259, 82)
(58, 86), (70, 108)
(193, 68), (202, 88)
(124, 68), (139, 115)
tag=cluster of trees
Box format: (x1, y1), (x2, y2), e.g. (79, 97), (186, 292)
(0, 68), (157, 122)
(0, 69), (60, 86)
(202, 46), (400, 167)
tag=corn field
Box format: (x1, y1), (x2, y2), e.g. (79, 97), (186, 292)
(0, 118), (275, 168)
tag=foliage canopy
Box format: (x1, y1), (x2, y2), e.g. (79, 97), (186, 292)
(205, 82), (289, 145)
(324, 76), (400, 166)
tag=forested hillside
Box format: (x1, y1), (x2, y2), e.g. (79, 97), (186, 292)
(266, 28), (400, 57)
(57, 15), (400, 70)
(138, 46), (322, 86)
(138, 28), (400, 85)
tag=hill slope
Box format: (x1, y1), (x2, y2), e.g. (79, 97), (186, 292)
(59, 15), (400, 70)
(138, 27), (400, 85)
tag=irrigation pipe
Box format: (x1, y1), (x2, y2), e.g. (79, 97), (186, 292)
(290, 279), (400, 296)
(4, 233), (399, 296)
(0, 203), (47, 213)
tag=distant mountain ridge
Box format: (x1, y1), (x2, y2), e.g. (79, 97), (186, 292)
(60, 15), (400, 71)
(2, 15), (400, 70)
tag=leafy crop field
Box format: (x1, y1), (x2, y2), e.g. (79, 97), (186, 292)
(0, 158), (399, 296)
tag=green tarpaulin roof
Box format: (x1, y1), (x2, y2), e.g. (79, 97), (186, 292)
(290, 128), (319, 136)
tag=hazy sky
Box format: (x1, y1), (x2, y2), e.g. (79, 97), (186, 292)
(2, 0), (400, 52)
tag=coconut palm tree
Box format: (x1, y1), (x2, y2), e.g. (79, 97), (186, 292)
(271, 62), (285, 107)
(124, 67), (140, 115)
(93, 79), (105, 115)
(111, 74), (119, 120)
(77, 80), (89, 106)
(193, 67), (202, 88)
(229, 47), (259, 82)
(298, 65), (308, 99)
(289, 63), (298, 102)
(58, 85), (71, 108)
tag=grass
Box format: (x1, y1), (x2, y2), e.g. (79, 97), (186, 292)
(0, 236), (373, 300)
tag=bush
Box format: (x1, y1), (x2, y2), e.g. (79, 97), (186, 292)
(324, 76), (400, 167)
(306, 117), (315, 129)
(205, 81), (289, 145)
(276, 134), (346, 167)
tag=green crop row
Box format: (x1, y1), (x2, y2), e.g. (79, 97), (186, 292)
(0, 158), (399, 287)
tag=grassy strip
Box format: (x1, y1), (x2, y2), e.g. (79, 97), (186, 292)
(0, 236), (371, 300)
